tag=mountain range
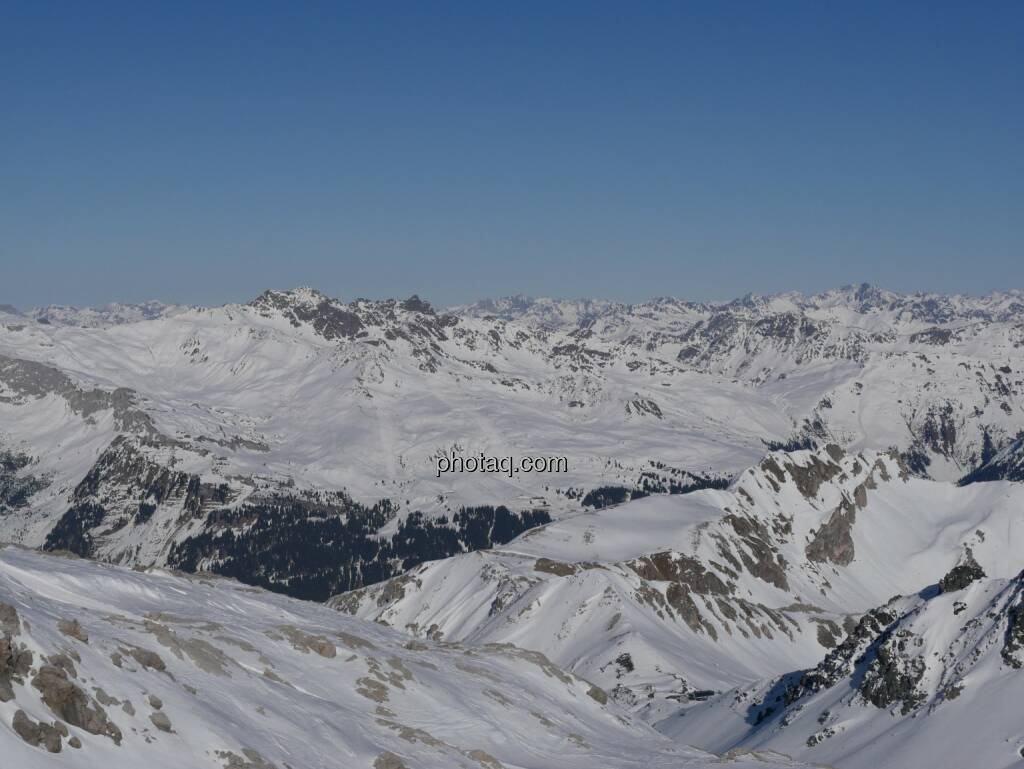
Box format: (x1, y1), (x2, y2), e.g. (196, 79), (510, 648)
(1, 285), (1021, 596)
(2, 285), (1023, 767)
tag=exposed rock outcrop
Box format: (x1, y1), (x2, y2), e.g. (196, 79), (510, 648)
(938, 551), (986, 594)
(12, 709), (64, 753)
(30, 664), (123, 743)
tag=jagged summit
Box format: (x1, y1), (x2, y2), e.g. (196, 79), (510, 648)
(248, 287), (439, 315)
(248, 285), (330, 307)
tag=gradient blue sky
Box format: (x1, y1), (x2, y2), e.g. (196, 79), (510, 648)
(3, 1), (1022, 308)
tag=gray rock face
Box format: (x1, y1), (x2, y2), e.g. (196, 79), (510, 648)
(938, 552), (986, 594)
(783, 450), (844, 499)
(629, 552), (730, 595)
(533, 558), (577, 577)
(149, 710), (172, 732)
(0, 601), (20, 636)
(30, 664), (122, 743)
(780, 606), (899, 710)
(0, 602), (32, 703)
(373, 750), (409, 769)
(0, 641), (30, 702)
(125, 645), (167, 671)
(0, 355), (164, 440)
(57, 618), (89, 643)
(217, 748), (279, 768)
(858, 629), (927, 714)
(12, 709), (63, 753)
(723, 514), (790, 590)
(250, 289), (365, 341)
(805, 497), (857, 566)
(1002, 601), (1024, 669)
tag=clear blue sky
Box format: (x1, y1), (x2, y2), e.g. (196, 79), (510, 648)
(3, 1), (1022, 308)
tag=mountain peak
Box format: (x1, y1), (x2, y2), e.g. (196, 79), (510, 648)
(249, 286), (330, 308)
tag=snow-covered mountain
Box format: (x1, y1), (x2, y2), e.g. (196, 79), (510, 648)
(661, 563), (1024, 769)
(2, 285), (1022, 768)
(329, 444), (1024, 720)
(1, 545), (812, 769)
(1, 285), (1022, 600)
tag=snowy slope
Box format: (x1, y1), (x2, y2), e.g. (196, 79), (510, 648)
(331, 445), (1024, 719)
(0, 546), (811, 769)
(660, 565), (1024, 769)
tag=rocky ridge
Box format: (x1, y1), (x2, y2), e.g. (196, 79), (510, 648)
(661, 565), (1024, 769)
